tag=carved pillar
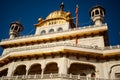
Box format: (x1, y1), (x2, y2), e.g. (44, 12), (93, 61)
(95, 64), (101, 78)
(58, 57), (68, 74)
(7, 62), (15, 76)
(41, 68), (45, 78)
(41, 62), (46, 78)
(26, 66), (29, 75)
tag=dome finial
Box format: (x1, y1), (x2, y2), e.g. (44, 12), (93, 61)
(60, 2), (64, 11)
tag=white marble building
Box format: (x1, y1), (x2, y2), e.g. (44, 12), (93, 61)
(0, 3), (120, 80)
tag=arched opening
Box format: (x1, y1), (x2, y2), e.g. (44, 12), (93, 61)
(49, 29), (54, 33)
(28, 63), (42, 75)
(100, 10), (103, 15)
(41, 30), (46, 35)
(11, 25), (14, 30)
(13, 65), (26, 76)
(57, 27), (63, 32)
(95, 10), (99, 15)
(44, 62), (58, 74)
(92, 12), (94, 17)
(15, 26), (18, 31)
(68, 63), (95, 76)
(0, 68), (8, 77)
(109, 64), (120, 79)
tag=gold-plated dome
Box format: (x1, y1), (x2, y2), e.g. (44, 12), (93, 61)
(46, 10), (71, 20)
(35, 3), (74, 28)
(46, 2), (71, 20)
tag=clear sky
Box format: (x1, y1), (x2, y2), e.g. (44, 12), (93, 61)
(0, 0), (120, 55)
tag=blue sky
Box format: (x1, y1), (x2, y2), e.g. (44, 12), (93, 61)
(0, 0), (120, 55)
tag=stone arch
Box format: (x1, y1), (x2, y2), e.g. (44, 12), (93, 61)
(41, 30), (46, 35)
(13, 65), (26, 76)
(68, 62), (95, 76)
(28, 63), (42, 75)
(0, 68), (8, 77)
(57, 27), (63, 32)
(95, 9), (99, 15)
(44, 62), (58, 74)
(109, 64), (120, 79)
(49, 28), (54, 33)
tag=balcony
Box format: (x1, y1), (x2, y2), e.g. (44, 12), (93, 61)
(0, 74), (119, 80)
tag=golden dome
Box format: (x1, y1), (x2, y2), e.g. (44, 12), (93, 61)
(46, 10), (71, 20)
(35, 3), (74, 28)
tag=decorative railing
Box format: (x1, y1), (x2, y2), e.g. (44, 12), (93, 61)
(1, 24), (107, 42)
(0, 74), (119, 80)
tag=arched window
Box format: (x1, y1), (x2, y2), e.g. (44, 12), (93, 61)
(41, 30), (46, 35)
(49, 29), (54, 33)
(44, 62), (58, 74)
(57, 27), (63, 32)
(0, 68), (8, 77)
(95, 10), (99, 15)
(110, 64), (120, 79)
(68, 63), (95, 75)
(28, 64), (42, 75)
(14, 26), (18, 31)
(13, 65), (26, 76)
(11, 26), (14, 30)
(92, 12), (94, 17)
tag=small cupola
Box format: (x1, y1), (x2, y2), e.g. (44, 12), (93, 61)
(9, 21), (23, 39)
(89, 5), (105, 26)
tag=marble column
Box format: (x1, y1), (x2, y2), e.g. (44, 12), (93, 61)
(58, 57), (68, 74)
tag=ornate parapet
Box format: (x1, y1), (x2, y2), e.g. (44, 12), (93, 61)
(0, 73), (119, 80)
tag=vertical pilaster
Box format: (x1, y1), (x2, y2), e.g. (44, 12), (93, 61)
(102, 62), (109, 78)
(26, 66), (29, 75)
(41, 68), (45, 78)
(7, 62), (15, 76)
(95, 63), (109, 78)
(41, 61), (46, 78)
(58, 57), (68, 74)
